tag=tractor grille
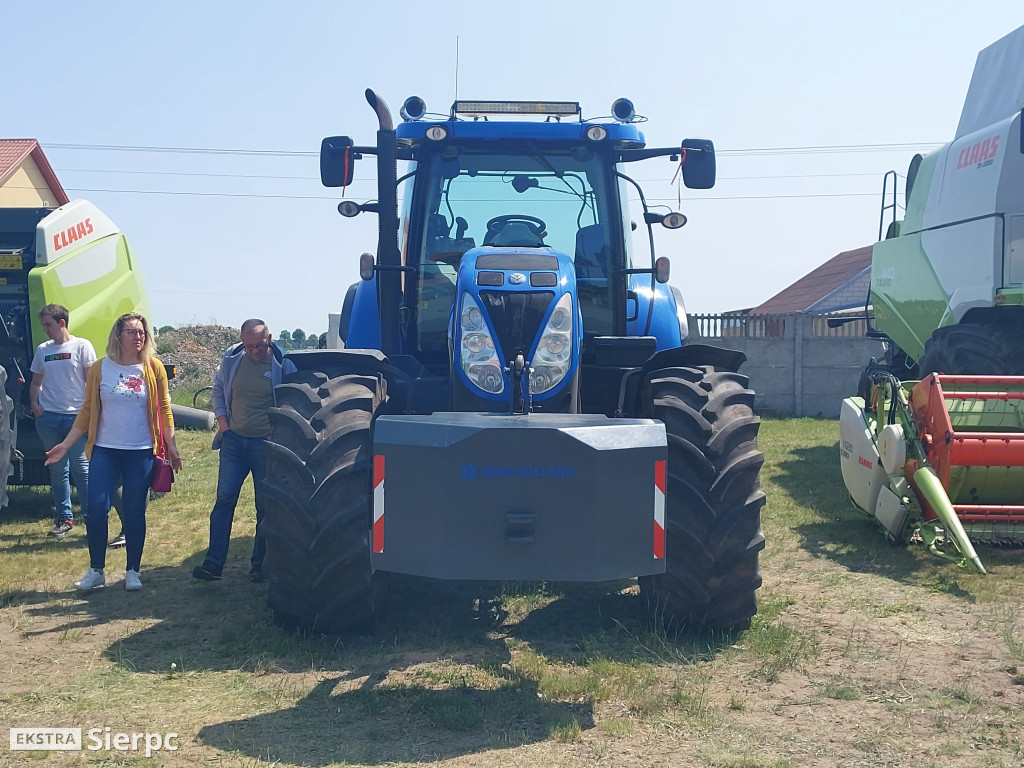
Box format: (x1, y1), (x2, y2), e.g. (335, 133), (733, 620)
(476, 254), (558, 271)
(479, 290), (553, 363)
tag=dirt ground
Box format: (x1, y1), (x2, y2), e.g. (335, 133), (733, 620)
(3, 545), (1023, 768)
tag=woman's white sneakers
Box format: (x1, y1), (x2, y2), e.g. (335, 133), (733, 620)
(74, 568), (141, 591)
(75, 568), (106, 591)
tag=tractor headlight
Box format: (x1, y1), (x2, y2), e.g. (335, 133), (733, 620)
(547, 304), (571, 331)
(463, 332), (489, 354)
(468, 363), (503, 393)
(530, 293), (573, 394)
(530, 365), (561, 393)
(459, 293), (503, 394)
(461, 304), (484, 331)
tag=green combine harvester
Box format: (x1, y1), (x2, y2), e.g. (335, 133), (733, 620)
(838, 25), (1024, 571)
(835, 24), (1024, 573)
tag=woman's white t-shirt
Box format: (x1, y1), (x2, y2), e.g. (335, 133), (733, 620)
(95, 359), (153, 450)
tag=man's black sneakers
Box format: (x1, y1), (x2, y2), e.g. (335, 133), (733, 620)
(192, 563), (223, 581)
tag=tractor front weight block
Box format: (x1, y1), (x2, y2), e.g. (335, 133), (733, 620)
(371, 412), (667, 582)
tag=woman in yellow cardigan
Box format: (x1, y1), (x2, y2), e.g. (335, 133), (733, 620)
(46, 313), (182, 591)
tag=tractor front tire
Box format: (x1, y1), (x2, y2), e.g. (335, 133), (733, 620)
(640, 365), (766, 631)
(918, 323), (1024, 376)
(262, 371), (387, 633)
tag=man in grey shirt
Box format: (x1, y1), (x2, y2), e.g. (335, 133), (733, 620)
(192, 319), (289, 582)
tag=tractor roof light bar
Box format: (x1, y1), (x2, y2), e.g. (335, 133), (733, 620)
(452, 100), (581, 121)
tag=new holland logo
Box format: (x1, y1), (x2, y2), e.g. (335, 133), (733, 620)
(461, 464), (576, 479)
(509, 273), (526, 285)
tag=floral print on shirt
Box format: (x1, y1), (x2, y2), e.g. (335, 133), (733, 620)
(112, 372), (145, 398)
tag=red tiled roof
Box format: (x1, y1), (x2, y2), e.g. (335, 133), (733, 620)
(0, 139), (69, 205)
(750, 245), (872, 314)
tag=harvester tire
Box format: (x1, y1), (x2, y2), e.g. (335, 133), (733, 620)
(918, 323), (1024, 376)
(262, 370), (387, 633)
(640, 365), (766, 631)
(0, 365), (14, 508)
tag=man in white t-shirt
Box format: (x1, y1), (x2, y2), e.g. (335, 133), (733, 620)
(29, 304), (96, 537)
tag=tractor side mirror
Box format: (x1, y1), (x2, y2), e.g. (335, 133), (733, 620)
(321, 136), (355, 187)
(680, 139), (716, 189)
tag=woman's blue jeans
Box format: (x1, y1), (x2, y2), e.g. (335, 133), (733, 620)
(85, 446), (153, 573)
(34, 412), (88, 524)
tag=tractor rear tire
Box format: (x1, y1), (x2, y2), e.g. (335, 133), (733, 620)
(262, 371), (387, 633)
(0, 365), (14, 508)
(918, 323), (1024, 376)
(640, 365), (766, 631)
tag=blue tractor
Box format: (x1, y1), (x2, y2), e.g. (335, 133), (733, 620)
(262, 92), (765, 633)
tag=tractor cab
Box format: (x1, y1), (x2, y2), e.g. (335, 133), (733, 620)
(324, 96), (716, 415)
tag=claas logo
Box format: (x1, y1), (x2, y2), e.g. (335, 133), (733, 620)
(52, 218), (94, 251)
(956, 134), (1000, 169)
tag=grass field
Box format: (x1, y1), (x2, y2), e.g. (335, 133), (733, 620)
(1, 418), (1023, 767)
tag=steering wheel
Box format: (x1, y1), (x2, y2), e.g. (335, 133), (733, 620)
(485, 214), (547, 239)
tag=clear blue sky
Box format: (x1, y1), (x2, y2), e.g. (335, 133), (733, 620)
(6, 1), (1024, 336)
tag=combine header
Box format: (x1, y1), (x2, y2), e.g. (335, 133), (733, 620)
(840, 374), (1024, 572)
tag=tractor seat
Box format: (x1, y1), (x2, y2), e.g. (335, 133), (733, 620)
(488, 222), (545, 247)
(575, 225), (608, 280)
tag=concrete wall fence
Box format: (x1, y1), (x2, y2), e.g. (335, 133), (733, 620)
(688, 313), (884, 418)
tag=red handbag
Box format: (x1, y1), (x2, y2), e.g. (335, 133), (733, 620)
(150, 360), (174, 493)
(152, 451), (174, 493)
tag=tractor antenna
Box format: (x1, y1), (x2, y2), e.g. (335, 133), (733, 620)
(454, 36), (460, 103)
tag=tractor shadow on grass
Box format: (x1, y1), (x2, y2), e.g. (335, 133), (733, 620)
(193, 574), (602, 764)
(197, 671), (593, 765)
(19, 556), (602, 763)
(195, 579), (734, 765)
(16, 549), (735, 765)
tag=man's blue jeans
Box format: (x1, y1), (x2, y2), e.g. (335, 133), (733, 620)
(204, 430), (267, 572)
(85, 446), (153, 573)
(34, 411), (88, 524)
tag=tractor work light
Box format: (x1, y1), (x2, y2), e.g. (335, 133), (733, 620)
(662, 212), (687, 229)
(400, 96), (427, 121)
(338, 200), (361, 217)
(425, 125), (449, 141)
(585, 125), (608, 142)
(453, 100), (581, 118)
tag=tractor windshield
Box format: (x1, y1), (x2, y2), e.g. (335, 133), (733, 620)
(408, 149), (623, 354)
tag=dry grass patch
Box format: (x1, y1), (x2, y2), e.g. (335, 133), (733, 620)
(2, 420), (1024, 767)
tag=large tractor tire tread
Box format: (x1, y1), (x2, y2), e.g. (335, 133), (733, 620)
(273, 384), (327, 418)
(707, 414), (761, 458)
(918, 323), (1024, 377)
(266, 409), (321, 454)
(642, 365), (766, 632)
(0, 366), (14, 508)
(262, 371), (386, 634)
